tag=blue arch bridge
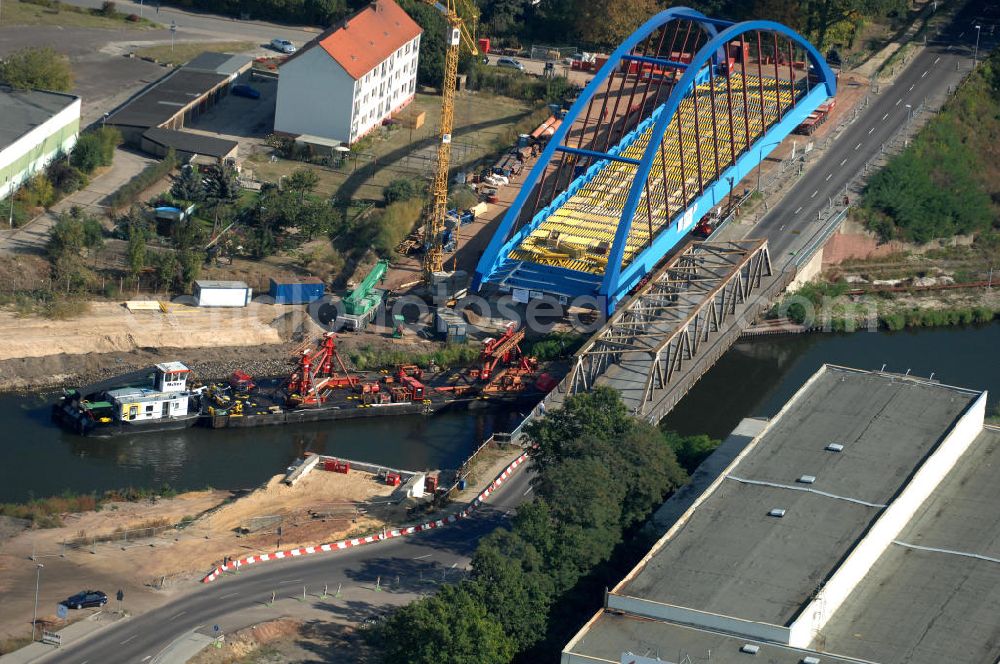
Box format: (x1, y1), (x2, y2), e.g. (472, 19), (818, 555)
(473, 7), (836, 314)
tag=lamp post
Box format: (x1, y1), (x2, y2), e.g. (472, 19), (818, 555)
(31, 563), (44, 642)
(973, 25), (981, 69)
(6, 177), (13, 229)
(756, 140), (783, 191)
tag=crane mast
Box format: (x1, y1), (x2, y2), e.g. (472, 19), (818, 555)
(422, 0), (478, 281)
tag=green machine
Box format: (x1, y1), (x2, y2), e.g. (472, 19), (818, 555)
(343, 259), (389, 316)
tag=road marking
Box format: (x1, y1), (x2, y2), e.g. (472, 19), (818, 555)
(839, 158), (847, 166)
(868, 127), (874, 134)
(934, 56), (941, 64)
(522, 485), (533, 496)
(810, 190), (818, 198)
(120, 635), (137, 645)
(959, 31), (965, 38)
(825, 173), (832, 181)
(854, 143), (862, 150)
(908, 84), (915, 91)
(219, 592), (239, 599)
(451, 562), (458, 568)
(921, 70), (927, 78)
(895, 98), (902, 106)
(794, 206), (802, 214)
(413, 554), (431, 560)
(142, 657), (152, 662)
(278, 579), (303, 585)
(882, 113), (889, 120)
(168, 610), (186, 621)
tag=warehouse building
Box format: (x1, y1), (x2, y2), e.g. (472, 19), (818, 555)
(0, 86), (81, 200)
(105, 53), (251, 157)
(563, 364), (999, 664)
(274, 0), (422, 145)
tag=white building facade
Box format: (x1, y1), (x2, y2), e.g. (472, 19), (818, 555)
(274, 0), (422, 145)
(0, 88), (81, 200)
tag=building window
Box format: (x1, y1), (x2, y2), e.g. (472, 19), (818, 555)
(146, 404), (154, 413)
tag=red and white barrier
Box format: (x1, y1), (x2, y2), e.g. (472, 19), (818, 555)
(202, 451), (530, 583)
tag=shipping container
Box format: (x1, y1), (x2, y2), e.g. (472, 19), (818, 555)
(269, 276), (325, 304)
(193, 280), (252, 307)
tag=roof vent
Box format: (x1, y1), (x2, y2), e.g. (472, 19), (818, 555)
(797, 475), (816, 484)
(740, 644), (761, 655)
(768, 508), (786, 518)
(802, 657), (821, 664)
(825, 443), (844, 452)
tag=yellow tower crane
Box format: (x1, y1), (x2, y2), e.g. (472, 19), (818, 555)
(421, 0), (479, 281)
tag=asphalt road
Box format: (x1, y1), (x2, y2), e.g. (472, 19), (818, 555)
(57, 0), (319, 45)
(759, 0), (999, 264)
(44, 464), (533, 664)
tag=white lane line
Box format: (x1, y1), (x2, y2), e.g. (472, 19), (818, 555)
(794, 206), (803, 214)
(142, 657), (152, 662)
(451, 562), (458, 568)
(896, 98), (902, 106)
(882, 113), (889, 120)
(277, 579), (303, 585)
(909, 84), (915, 91)
(168, 610), (186, 621)
(934, 56), (941, 64)
(810, 190), (818, 198)
(413, 553), (431, 560)
(868, 127), (874, 134)
(854, 143), (862, 150)
(120, 635), (137, 645)
(959, 31), (965, 38)
(219, 592), (239, 599)
(921, 70), (927, 78)
(825, 173), (832, 181)
(839, 158), (847, 166)
(522, 485), (533, 496)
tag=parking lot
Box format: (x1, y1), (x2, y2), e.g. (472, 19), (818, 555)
(185, 71), (279, 154)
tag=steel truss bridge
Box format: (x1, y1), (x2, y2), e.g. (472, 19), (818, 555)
(543, 239), (781, 423)
(474, 7), (835, 314)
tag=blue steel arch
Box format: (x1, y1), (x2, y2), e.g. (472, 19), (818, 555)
(473, 10), (837, 312)
(600, 19), (836, 299)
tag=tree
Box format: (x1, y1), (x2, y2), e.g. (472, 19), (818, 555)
(204, 162), (240, 204)
(170, 165), (206, 203)
(664, 431), (720, 473)
(383, 178), (418, 205)
(71, 127), (119, 174)
(285, 168), (320, 203)
(48, 207), (103, 262)
(0, 47), (74, 92)
(367, 584), (515, 664)
(126, 217), (147, 278)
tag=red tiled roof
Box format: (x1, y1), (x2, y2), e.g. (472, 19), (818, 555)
(316, 0), (422, 80)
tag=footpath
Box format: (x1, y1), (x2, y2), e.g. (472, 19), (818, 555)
(0, 148), (153, 256)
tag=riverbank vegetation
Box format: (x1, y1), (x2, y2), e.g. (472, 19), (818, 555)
(857, 50), (1000, 243)
(0, 484), (182, 528)
(366, 388), (718, 662)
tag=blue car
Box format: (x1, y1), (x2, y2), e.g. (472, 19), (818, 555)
(231, 84), (261, 100)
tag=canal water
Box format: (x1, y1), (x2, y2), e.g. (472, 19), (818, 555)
(1, 323), (997, 504)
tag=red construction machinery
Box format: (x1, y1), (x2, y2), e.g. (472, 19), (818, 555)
(285, 333), (359, 407)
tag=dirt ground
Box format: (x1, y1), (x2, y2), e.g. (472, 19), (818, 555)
(0, 467), (402, 644)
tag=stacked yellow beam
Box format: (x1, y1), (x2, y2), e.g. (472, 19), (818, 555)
(510, 73), (805, 273)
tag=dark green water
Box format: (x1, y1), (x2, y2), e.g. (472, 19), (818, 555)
(2, 323), (997, 503)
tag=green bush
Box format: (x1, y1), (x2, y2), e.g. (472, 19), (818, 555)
(71, 127), (120, 174)
(383, 178), (420, 205)
(106, 149), (177, 210)
(373, 198), (423, 256)
(466, 64), (576, 104)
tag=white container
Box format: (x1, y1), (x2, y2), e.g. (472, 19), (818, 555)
(194, 280), (252, 307)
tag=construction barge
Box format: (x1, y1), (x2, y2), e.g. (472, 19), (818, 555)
(53, 327), (555, 438)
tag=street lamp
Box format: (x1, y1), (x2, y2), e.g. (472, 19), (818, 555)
(6, 176), (13, 229)
(756, 140), (783, 191)
(973, 25), (981, 68)
(31, 563), (43, 642)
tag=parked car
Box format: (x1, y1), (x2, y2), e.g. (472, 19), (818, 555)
(496, 57), (524, 71)
(64, 590), (108, 609)
(231, 84), (261, 99)
(270, 38), (296, 54)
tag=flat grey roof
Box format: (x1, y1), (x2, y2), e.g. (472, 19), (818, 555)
(106, 70), (228, 129)
(566, 613), (862, 664)
(818, 426), (1000, 664)
(184, 52), (253, 77)
(142, 128), (237, 158)
(619, 366), (980, 626)
(195, 280), (248, 289)
(0, 86), (79, 150)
